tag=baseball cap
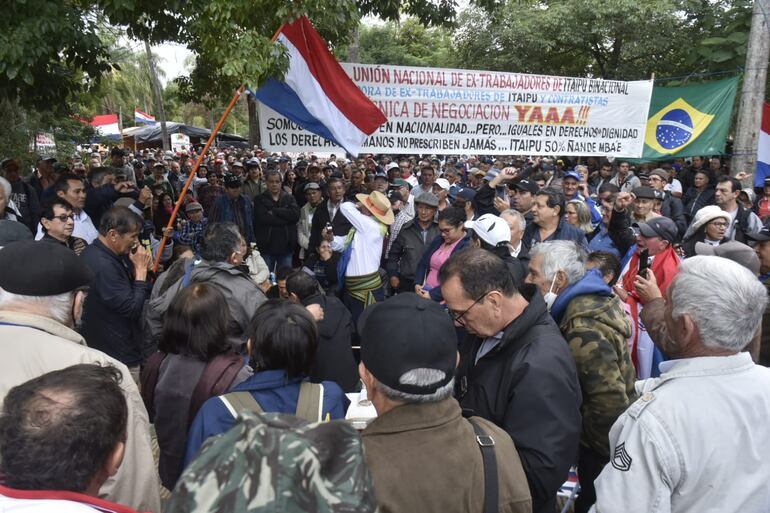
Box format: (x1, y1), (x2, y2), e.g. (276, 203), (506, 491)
(359, 293), (457, 395)
(633, 216), (678, 242)
(374, 171), (388, 181)
(434, 178), (450, 191)
(232, 160), (244, 168)
(304, 182), (321, 192)
(387, 190), (404, 204)
(764, 177), (770, 187)
(386, 162), (400, 172)
(695, 241), (760, 275)
(470, 167), (485, 177)
(563, 170), (581, 181)
(185, 202), (203, 214)
(223, 174), (242, 188)
(245, 158), (261, 168)
(465, 213), (511, 247)
(513, 179), (539, 195)
(391, 178), (411, 190)
(456, 187), (477, 201)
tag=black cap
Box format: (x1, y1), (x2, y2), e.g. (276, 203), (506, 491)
(747, 225), (770, 242)
(633, 216), (678, 242)
(110, 147), (126, 156)
(358, 293), (457, 395)
(223, 174), (241, 188)
(513, 179), (539, 195)
(0, 240), (93, 295)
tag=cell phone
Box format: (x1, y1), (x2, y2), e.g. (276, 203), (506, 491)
(638, 249), (650, 276)
(324, 222), (333, 232)
(495, 185), (508, 200)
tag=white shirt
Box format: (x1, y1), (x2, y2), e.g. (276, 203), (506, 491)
(510, 240), (523, 258)
(592, 353), (770, 513)
(331, 202), (384, 277)
(664, 178), (682, 195)
(35, 210), (98, 244)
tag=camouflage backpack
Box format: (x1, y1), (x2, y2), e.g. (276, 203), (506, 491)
(166, 411), (379, 513)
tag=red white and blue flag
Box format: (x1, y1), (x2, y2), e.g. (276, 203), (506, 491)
(90, 114), (121, 138)
(755, 102), (770, 187)
(134, 108), (157, 125)
(253, 16), (387, 156)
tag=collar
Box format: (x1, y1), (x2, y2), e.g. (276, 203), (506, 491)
(362, 398), (461, 436)
(233, 369), (303, 391)
(657, 352), (753, 377)
(0, 311), (84, 345)
(0, 483), (142, 513)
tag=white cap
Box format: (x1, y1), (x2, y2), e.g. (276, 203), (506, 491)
(386, 162), (400, 171)
(465, 214), (511, 247)
(434, 178), (450, 191)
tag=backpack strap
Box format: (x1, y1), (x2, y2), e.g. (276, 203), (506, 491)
(139, 351), (168, 423)
(188, 353), (244, 428)
(220, 391), (264, 418)
(468, 418), (498, 513)
(295, 381), (324, 423)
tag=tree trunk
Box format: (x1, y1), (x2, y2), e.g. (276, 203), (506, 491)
(731, 0), (770, 183)
(247, 93), (260, 148)
(348, 25), (360, 63)
(144, 39), (170, 151)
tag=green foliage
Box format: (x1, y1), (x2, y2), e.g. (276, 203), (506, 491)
(340, 18), (455, 67)
(453, 0), (753, 81)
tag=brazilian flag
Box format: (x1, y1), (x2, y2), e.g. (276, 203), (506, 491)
(641, 76), (739, 160)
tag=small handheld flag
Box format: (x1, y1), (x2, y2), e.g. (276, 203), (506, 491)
(253, 16), (387, 156)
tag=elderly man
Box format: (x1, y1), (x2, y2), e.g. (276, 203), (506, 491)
(440, 248), (582, 513)
(39, 198), (88, 255)
(173, 201), (208, 255)
(359, 293), (532, 513)
(209, 173), (255, 244)
(149, 222), (267, 352)
(297, 182), (324, 261)
(648, 168), (687, 237)
(384, 178), (415, 255)
(0, 364), (144, 513)
(500, 209), (528, 261)
(0, 158), (40, 231)
(0, 240), (159, 512)
(592, 256), (770, 513)
(526, 241), (635, 513)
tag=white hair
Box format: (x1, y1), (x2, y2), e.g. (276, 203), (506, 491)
(0, 176), (10, 200)
(377, 368), (455, 404)
(529, 240), (587, 286)
(670, 256), (768, 351)
(500, 209), (526, 232)
(0, 287), (74, 326)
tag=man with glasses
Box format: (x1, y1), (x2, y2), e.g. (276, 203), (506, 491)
(439, 247), (582, 513)
(39, 198), (87, 255)
(399, 159), (418, 188)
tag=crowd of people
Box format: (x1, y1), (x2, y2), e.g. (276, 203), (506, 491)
(1, 146), (770, 513)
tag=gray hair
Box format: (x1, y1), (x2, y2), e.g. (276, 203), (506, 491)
(574, 164), (588, 174)
(529, 240), (587, 286)
(670, 256), (767, 351)
(500, 209), (526, 232)
(0, 287), (74, 326)
(377, 368), (455, 404)
(0, 176), (11, 200)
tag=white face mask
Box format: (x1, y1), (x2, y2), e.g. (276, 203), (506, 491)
(543, 276), (558, 311)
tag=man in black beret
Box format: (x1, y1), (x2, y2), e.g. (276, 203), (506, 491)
(358, 293), (532, 513)
(0, 239), (160, 512)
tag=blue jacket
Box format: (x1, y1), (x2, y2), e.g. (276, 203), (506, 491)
(209, 193), (255, 244)
(414, 234), (471, 302)
(80, 239), (152, 366)
(184, 369), (347, 466)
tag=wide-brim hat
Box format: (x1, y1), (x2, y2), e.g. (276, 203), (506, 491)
(355, 191), (395, 225)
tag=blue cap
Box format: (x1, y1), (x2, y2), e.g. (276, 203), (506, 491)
(563, 170), (581, 181)
(456, 187), (477, 201)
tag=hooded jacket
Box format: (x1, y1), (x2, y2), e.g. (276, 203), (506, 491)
(147, 260), (267, 351)
(456, 284), (582, 513)
(552, 269), (636, 459)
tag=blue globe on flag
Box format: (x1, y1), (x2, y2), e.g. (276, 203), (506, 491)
(655, 109), (694, 150)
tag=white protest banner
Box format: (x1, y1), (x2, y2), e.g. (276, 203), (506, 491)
(30, 132), (56, 157)
(171, 133), (191, 153)
(259, 63), (653, 157)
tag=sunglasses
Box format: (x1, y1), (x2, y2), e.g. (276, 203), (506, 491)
(49, 213), (75, 222)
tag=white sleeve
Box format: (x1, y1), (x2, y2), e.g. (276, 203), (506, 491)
(340, 201), (378, 233)
(748, 212), (764, 234)
(331, 235), (346, 252)
(592, 409), (680, 513)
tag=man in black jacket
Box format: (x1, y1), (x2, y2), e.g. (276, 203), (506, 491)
(440, 248), (582, 513)
(80, 206), (152, 376)
(252, 169), (300, 272)
(286, 270), (358, 392)
(306, 177), (352, 265)
(649, 168), (687, 238)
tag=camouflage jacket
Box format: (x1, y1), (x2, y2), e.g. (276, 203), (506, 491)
(167, 412), (378, 513)
(559, 292), (636, 459)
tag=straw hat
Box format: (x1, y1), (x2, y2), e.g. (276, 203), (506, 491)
(355, 191), (395, 225)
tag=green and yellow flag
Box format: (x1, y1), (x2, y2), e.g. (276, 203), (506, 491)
(641, 76), (738, 160)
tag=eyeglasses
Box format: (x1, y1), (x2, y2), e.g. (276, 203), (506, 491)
(710, 221), (729, 228)
(448, 291), (490, 327)
(49, 214), (75, 222)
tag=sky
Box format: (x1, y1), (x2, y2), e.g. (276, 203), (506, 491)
(154, 42), (193, 85)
